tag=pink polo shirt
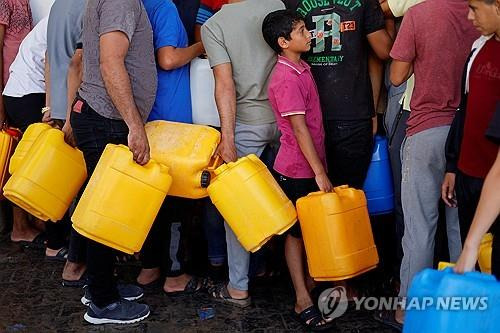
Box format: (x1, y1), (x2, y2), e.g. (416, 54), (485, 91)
(0, 0), (33, 86)
(268, 55), (327, 179)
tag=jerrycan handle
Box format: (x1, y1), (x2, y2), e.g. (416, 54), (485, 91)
(201, 154), (223, 188)
(333, 185), (349, 195)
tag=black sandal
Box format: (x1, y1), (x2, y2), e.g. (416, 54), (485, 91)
(293, 306), (335, 331)
(164, 276), (209, 296)
(45, 247), (69, 262)
(373, 310), (402, 332)
(209, 282), (252, 308)
(14, 232), (47, 249)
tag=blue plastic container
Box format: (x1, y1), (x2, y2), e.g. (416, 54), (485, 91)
(362, 135), (394, 215)
(404, 268), (500, 333)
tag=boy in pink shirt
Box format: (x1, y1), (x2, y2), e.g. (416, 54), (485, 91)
(263, 9), (333, 331)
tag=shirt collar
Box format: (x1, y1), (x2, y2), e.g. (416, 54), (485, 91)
(277, 55), (310, 74)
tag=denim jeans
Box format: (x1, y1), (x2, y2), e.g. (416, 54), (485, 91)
(70, 96), (129, 307)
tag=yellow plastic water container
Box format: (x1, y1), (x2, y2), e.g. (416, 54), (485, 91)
(145, 120), (221, 199)
(296, 185), (379, 281)
(72, 144), (172, 254)
(9, 123), (52, 174)
(0, 128), (20, 199)
(207, 154), (297, 252)
(478, 233), (492, 274)
(3, 128), (87, 222)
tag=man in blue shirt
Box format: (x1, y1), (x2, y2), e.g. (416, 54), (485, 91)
(143, 0), (204, 124)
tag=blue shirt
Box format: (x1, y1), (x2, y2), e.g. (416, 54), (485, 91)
(143, 0), (192, 123)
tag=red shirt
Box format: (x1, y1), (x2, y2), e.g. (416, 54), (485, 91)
(458, 38), (500, 178)
(268, 56), (327, 179)
(389, 0), (478, 136)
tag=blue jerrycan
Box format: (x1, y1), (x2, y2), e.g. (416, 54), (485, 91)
(363, 135), (394, 215)
(404, 268), (500, 333)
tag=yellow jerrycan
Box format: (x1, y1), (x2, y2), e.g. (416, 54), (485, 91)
(296, 185), (379, 281)
(9, 123), (52, 175)
(145, 120), (221, 199)
(478, 233), (492, 274)
(72, 144), (172, 254)
(3, 128), (87, 222)
(0, 128), (20, 199)
(207, 154), (297, 252)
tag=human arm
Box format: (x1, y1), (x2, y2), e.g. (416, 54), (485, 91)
(157, 42), (204, 71)
(368, 52), (383, 135)
(289, 115), (333, 192)
(390, 60), (413, 86)
(212, 63), (237, 162)
(61, 48), (82, 147)
(454, 148), (500, 273)
(389, 11), (416, 86)
(99, 31), (149, 165)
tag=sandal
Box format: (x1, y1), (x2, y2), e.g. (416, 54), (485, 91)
(13, 232), (47, 249)
(164, 276), (209, 296)
(209, 282), (251, 308)
(45, 247), (69, 262)
(373, 310), (403, 332)
(293, 306), (335, 331)
(61, 271), (88, 288)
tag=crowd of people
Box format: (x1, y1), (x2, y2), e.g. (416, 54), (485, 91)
(0, 0), (499, 330)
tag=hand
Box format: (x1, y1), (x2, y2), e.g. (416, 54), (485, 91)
(42, 109), (52, 124)
(454, 242), (479, 274)
(441, 172), (457, 207)
(215, 138), (237, 163)
(61, 121), (76, 147)
(315, 172), (333, 192)
(128, 126), (150, 165)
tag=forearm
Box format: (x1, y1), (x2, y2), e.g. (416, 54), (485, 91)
(44, 51), (50, 107)
(368, 51), (383, 111)
(292, 121), (327, 176)
(464, 151), (500, 248)
(215, 83), (236, 141)
(100, 61), (143, 130)
(194, 24), (202, 43)
(158, 43), (204, 71)
(65, 51), (82, 121)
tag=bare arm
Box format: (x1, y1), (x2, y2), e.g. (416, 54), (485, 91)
(455, 148), (500, 273)
(366, 27), (393, 61)
(194, 24), (202, 43)
(213, 63), (237, 162)
(157, 42), (204, 71)
(390, 59), (413, 86)
(289, 115), (333, 192)
(100, 31), (149, 165)
(61, 48), (83, 146)
(0, 24), (6, 127)
(368, 51), (383, 135)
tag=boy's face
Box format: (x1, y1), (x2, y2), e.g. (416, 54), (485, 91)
(467, 0), (500, 36)
(287, 20), (312, 52)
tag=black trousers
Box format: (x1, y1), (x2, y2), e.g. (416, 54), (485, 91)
(70, 97), (128, 307)
(324, 119), (374, 189)
(456, 170), (500, 279)
(140, 197), (191, 277)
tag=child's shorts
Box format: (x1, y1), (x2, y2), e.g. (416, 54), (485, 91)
(276, 173), (318, 238)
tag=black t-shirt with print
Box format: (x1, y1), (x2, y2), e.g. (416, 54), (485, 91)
(283, 0), (385, 120)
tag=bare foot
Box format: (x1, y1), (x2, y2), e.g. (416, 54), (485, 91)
(62, 261), (86, 281)
(227, 283), (248, 299)
(137, 267), (161, 286)
(163, 274), (194, 293)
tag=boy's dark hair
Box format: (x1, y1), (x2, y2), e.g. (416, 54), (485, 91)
(262, 9), (305, 54)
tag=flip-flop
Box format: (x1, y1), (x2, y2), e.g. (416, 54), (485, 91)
(373, 310), (403, 332)
(209, 282), (251, 308)
(292, 306), (336, 331)
(62, 272), (88, 288)
(45, 247), (69, 262)
(164, 276), (210, 296)
(14, 232), (47, 249)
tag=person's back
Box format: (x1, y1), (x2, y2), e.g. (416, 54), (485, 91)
(201, 0), (285, 125)
(391, 0), (479, 136)
(47, 0), (86, 120)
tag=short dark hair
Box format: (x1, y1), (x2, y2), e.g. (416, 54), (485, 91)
(262, 9), (305, 53)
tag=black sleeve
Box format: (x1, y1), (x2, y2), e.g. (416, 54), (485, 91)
(364, 0), (385, 35)
(445, 51), (475, 173)
(486, 102), (500, 145)
(75, 43), (83, 50)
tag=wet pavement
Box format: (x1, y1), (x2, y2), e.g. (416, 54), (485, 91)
(0, 234), (399, 333)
